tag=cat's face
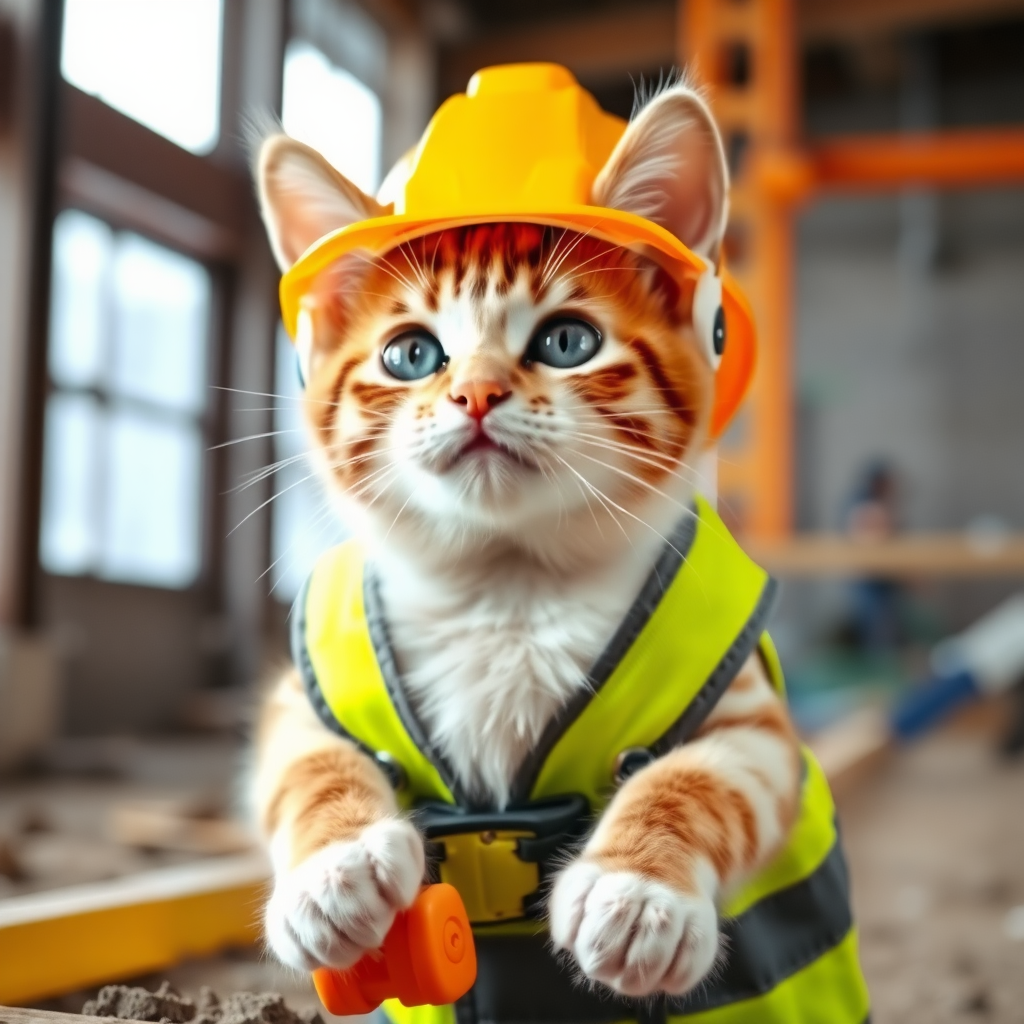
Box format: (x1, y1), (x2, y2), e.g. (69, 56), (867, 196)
(299, 224), (712, 547)
(258, 80), (729, 561)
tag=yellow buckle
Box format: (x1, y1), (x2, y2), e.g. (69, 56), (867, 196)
(436, 830), (539, 923)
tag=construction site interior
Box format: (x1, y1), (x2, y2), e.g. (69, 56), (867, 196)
(0, 0), (1023, 1021)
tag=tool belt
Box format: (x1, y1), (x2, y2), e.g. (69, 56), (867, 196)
(414, 794), (591, 925)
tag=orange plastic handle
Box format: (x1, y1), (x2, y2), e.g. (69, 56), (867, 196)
(312, 883), (477, 1015)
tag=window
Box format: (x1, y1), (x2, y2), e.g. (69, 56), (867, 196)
(268, 34), (384, 601)
(269, 328), (347, 602)
(282, 39), (382, 193)
(39, 210), (210, 588)
(61, 0), (223, 154)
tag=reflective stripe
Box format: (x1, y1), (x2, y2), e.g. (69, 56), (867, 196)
(671, 840), (854, 1015)
(649, 578), (778, 756)
(529, 498), (771, 806)
(723, 749), (836, 917)
(669, 929), (870, 1024)
(297, 541), (454, 806)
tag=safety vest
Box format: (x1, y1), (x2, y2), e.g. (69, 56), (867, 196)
(294, 497), (870, 1024)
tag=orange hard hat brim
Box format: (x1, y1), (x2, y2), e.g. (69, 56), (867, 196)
(279, 205), (756, 438)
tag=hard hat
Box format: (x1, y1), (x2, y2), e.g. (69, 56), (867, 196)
(279, 63), (756, 437)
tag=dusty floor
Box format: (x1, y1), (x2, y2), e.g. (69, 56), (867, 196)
(842, 719), (1024, 1023)
(6, 719), (1024, 1022)
(0, 736), (247, 897)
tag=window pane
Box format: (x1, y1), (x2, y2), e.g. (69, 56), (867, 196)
(101, 408), (203, 587)
(61, 0), (223, 154)
(39, 392), (102, 575)
(282, 41), (382, 194)
(110, 234), (210, 413)
(49, 210), (112, 390)
(270, 327), (347, 600)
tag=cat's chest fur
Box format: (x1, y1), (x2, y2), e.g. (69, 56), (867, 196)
(375, 545), (656, 809)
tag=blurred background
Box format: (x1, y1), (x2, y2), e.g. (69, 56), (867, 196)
(0, 0), (1022, 1020)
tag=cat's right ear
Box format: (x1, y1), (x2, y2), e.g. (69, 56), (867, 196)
(256, 134), (387, 271)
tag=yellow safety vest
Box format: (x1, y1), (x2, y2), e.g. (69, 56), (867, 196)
(294, 497), (870, 1024)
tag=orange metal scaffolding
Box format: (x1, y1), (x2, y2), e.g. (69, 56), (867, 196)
(680, 0), (1024, 539)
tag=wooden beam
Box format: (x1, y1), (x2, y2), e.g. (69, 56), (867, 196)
(745, 533), (1024, 577)
(0, 855), (268, 1004)
(0, 1010), (147, 1024)
(800, 0), (1024, 42)
(439, 3), (676, 99)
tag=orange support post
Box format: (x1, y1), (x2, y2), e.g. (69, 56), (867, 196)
(681, 0), (799, 539)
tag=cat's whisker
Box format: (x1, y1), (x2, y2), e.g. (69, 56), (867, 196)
(541, 224), (599, 290)
(212, 385), (339, 408)
(230, 451), (315, 493)
(566, 431), (703, 483)
(259, 497), (340, 589)
(227, 468), (324, 536)
(547, 450), (691, 561)
(209, 428), (302, 451)
(548, 450), (633, 546)
(564, 444), (695, 515)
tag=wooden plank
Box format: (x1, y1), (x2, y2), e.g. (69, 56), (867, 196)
(439, 4), (677, 98)
(0, 1010), (147, 1024)
(0, 1007), (149, 1024)
(745, 533), (1024, 577)
(806, 706), (892, 804)
(0, 855), (269, 1004)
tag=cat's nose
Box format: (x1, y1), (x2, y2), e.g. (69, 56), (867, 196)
(449, 379), (511, 421)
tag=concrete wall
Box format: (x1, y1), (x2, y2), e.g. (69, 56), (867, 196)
(795, 188), (1024, 535)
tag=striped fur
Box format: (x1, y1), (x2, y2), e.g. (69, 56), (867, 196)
(251, 81), (802, 996)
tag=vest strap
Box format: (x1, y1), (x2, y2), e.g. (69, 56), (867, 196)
(651, 576), (779, 754)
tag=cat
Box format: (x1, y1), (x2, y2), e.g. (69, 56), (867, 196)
(250, 81), (802, 1000)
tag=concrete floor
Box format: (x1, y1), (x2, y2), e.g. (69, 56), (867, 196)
(842, 718), (1024, 1023)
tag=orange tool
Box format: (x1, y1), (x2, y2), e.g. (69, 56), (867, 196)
(312, 883), (477, 1015)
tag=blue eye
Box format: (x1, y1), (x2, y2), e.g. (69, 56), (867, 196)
(382, 330), (447, 380)
(528, 318), (602, 369)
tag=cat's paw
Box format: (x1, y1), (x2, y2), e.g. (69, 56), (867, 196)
(265, 817), (424, 971)
(549, 860), (719, 997)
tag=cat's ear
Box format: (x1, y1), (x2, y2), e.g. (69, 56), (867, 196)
(591, 83), (729, 264)
(256, 134), (387, 271)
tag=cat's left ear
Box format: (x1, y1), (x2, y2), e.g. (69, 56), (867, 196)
(591, 82), (729, 265)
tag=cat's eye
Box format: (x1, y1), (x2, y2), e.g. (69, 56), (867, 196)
(381, 330), (448, 381)
(526, 318), (602, 369)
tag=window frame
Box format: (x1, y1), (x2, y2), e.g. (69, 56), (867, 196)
(40, 207), (221, 590)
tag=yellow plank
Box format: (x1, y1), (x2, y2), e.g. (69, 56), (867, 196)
(0, 855), (268, 1004)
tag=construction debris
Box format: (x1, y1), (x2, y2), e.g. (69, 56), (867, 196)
(82, 983), (323, 1024)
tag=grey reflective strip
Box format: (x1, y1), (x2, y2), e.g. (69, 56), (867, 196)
(651, 575), (779, 755)
(363, 568), (470, 805)
(509, 509), (700, 804)
(669, 837), (854, 1015)
(291, 571), (378, 761)
(465, 837), (855, 1023)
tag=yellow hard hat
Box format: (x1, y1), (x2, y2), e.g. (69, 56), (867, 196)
(279, 63), (756, 437)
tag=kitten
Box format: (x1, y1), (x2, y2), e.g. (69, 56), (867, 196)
(250, 82), (801, 997)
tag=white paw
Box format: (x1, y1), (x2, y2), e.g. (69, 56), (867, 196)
(549, 861), (719, 997)
(265, 817), (424, 970)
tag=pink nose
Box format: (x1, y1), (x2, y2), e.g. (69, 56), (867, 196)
(449, 380), (511, 421)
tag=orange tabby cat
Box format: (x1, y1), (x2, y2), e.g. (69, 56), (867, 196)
(251, 81), (804, 1003)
